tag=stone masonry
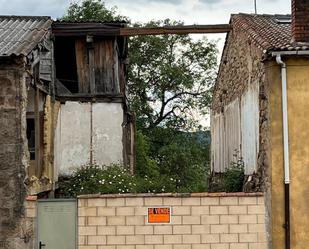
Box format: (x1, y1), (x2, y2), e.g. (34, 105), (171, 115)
(78, 193), (267, 249)
(0, 58), (28, 249)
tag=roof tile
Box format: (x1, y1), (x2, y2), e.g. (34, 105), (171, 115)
(231, 13), (309, 53)
(0, 15), (52, 56)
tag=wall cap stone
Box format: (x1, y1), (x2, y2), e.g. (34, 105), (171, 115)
(77, 192), (264, 199)
(26, 195), (38, 201)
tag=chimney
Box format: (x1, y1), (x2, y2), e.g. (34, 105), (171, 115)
(292, 0), (309, 42)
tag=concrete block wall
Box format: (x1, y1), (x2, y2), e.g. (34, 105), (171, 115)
(78, 193), (267, 249)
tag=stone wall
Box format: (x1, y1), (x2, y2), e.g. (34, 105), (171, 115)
(212, 16), (265, 114)
(211, 16), (271, 247)
(211, 15), (269, 190)
(78, 193), (267, 249)
(0, 58), (28, 249)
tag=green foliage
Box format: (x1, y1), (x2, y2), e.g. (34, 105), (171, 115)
(128, 19), (218, 131)
(62, 0), (128, 22)
(223, 156), (245, 192)
(135, 131), (160, 178)
(135, 128), (210, 193)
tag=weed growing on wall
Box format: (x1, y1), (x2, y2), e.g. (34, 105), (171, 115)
(208, 151), (245, 192)
(223, 158), (245, 192)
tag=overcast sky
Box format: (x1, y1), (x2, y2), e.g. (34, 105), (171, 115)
(0, 0), (291, 53)
(0, 0), (291, 22)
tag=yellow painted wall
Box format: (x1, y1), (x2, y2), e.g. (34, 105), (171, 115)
(27, 96), (61, 195)
(268, 58), (309, 249)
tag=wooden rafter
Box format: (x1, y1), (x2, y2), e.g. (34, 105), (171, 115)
(120, 24), (231, 36)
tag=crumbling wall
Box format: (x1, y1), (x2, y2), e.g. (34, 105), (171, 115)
(211, 20), (266, 184)
(0, 58), (29, 248)
(42, 96), (60, 187)
(54, 101), (124, 176)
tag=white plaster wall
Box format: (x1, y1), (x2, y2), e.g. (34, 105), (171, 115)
(54, 101), (124, 176)
(241, 82), (259, 175)
(54, 102), (91, 176)
(211, 83), (259, 175)
(211, 113), (223, 172)
(92, 103), (123, 166)
(224, 98), (241, 170)
(211, 99), (241, 173)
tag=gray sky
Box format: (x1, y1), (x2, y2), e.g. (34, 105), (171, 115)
(0, 0), (291, 54)
(0, 0), (291, 23)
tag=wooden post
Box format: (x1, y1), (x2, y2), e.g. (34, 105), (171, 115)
(34, 86), (41, 177)
(89, 48), (95, 93)
(87, 36), (96, 94)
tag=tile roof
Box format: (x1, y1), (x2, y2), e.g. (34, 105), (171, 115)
(232, 13), (309, 53)
(0, 16), (52, 57)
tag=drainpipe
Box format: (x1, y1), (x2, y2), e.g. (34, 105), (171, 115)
(275, 54), (290, 249)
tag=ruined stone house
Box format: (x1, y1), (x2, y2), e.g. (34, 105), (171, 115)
(0, 15), (135, 247)
(211, 0), (309, 248)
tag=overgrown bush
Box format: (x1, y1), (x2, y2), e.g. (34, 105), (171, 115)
(57, 164), (202, 197)
(208, 151), (245, 192)
(57, 165), (137, 197)
(223, 159), (245, 192)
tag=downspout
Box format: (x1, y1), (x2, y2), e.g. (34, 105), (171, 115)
(275, 54), (290, 249)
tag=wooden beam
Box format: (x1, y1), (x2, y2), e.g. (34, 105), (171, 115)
(34, 86), (41, 177)
(55, 94), (124, 103)
(88, 47), (96, 93)
(120, 24), (231, 36)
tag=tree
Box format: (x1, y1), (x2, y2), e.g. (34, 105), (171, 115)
(128, 20), (218, 131)
(62, 0), (128, 22)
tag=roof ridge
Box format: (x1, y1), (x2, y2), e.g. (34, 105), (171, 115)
(0, 15), (51, 20)
(232, 13), (291, 17)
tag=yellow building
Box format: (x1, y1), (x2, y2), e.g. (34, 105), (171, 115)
(211, 1), (309, 248)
